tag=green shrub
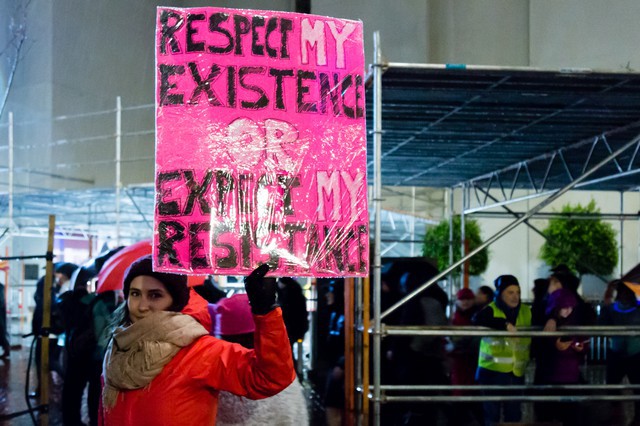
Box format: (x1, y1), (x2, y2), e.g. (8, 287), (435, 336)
(422, 216), (489, 276)
(539, 200), (618, 276)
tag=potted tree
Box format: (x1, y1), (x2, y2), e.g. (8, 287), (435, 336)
(539, 200), (618, 277)
(422, 215), (489, 277)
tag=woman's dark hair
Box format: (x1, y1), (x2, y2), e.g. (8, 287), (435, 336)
(122, 255), (189, 311)
(110, 273), (187, 327)
(477, 285), (494, 302)
(399, 271), (448, 312)
(111, 301), (130, 327)
(532, 278), (549, 297)
(615, 280), (637, 306)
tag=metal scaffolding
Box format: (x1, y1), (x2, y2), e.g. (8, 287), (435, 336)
(1, 99), (425, 257)
(466, 130), (640, 214)
(368, 31), (640, 426)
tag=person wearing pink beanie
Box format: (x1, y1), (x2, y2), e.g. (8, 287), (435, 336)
(214, 294), (309, 426)
(214, 294), (256, 336)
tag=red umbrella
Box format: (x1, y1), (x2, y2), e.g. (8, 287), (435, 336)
(96, 240), (152, 293)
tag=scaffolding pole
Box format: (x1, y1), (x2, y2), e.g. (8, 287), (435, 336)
(383, 325), (640, 337)
(461, 184), (467, 290)
(448, 187), (454, 306)
(376, 325), (640, 404)
(40, 215), (55, 426)
(379, 383), (640, 391)
(361, 276), (370, 425)
(115, 96), (122, 246)
(371, 30), (383, 426)
(384, 395), (640, 403)
(344, 277), (355, 426)
(6, 112), (13, 317)
(620, 191), (624, 275)
(8, 112), (13, 239)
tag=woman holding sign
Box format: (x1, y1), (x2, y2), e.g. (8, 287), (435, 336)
(100, 255), (295, 425)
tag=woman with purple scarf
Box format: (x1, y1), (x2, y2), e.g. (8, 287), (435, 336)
(535, 288), (589, 425)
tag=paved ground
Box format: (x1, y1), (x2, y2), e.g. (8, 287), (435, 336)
(0, 337), (68, 426)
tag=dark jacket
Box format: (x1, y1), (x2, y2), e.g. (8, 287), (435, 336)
(538, 310), (586, 384)
(472, 303), (512, 330)
(276, 278), (309, 343)
(599, 302), (640, 357)
(451, 306), (479, 355)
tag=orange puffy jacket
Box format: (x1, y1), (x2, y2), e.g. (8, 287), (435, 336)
(101, 306), (295, 425)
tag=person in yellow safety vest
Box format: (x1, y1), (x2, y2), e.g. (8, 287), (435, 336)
(472, 275), (531, 426)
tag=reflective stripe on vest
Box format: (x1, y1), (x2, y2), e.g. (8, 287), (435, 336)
(478, 302), (532, 377)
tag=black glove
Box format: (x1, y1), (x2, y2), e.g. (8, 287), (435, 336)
(244, 264), (278, 315)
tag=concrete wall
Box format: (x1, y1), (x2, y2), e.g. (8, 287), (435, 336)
(315, 0), (530, 67)
(530, 0), (640, 71)
(313, 0), (429, 66)
(5, 1), (640, 185)
(427, 0), (530, 66)
(319, 0), (640, 71)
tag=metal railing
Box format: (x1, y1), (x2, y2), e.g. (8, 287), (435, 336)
(367, 325), (640, 404)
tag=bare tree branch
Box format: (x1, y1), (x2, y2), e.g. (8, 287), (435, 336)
(0, 0), (33, 120)
(0, 33), (20, 58)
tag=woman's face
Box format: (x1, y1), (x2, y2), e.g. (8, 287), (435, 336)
(501, 285), (520, 308)
(325, 291), (335, 305)
(456, 298), (474, 311)
(559, 306), (573, 318)
(475, 292), (490, 306)
(127, 275), (174, 323)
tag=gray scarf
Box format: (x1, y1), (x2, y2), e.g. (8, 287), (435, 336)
(102, 311), (208, 410)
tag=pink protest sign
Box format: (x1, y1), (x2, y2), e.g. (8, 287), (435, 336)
(154, 7), (368, 277)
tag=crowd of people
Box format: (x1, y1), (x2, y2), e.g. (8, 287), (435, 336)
(16, 252), (640, 426)
(379, 264), (640, 426)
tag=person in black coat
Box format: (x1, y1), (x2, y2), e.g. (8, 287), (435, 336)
(193, 276), (227, 304)
(277, 277), (309, 377)
(392, 270), (450, 425)
(31, 262), (78, 397)
(0, 282), (9, 358)
(277, 277), (309, 344)
(60, 266), (97, 426)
